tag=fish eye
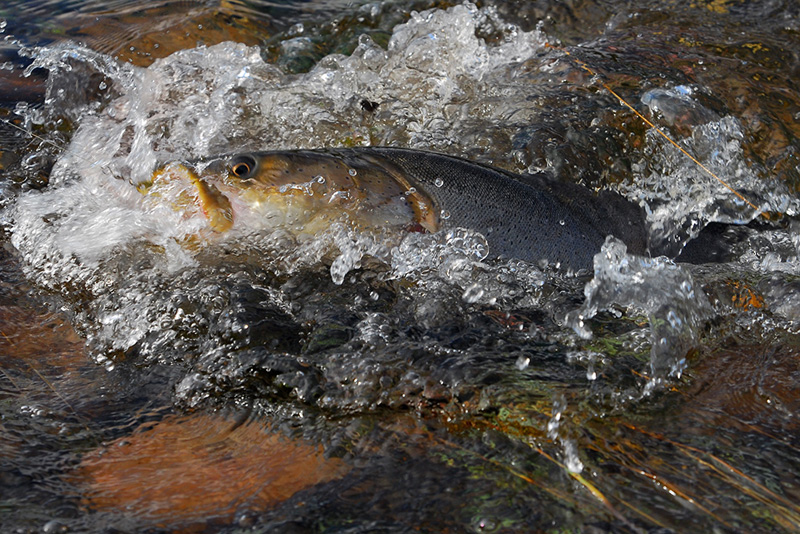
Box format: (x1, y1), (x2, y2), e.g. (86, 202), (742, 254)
(230, 155), (257, 179)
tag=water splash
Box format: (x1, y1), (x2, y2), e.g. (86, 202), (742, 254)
(3, 2), (795, 408)
(547, 394), (583, 474)
(627, 106), (798, 257)
(566, 237), (712, 388)
(6, 3), (549, 291)
(641, 85), (718, 127)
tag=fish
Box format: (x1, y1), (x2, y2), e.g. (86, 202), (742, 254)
(146, 147), (651, 271)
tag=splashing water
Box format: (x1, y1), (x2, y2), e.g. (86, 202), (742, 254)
(633, 87), (797, 257)
(8, 4), (549, 291)
(1, 0), (797, 410)
(9, 2), (796, 294)
(547, 393), (584, 474)
(566, 237), (712, 387)
(3, 3), (791, 392)
(3, 2), (800, 532)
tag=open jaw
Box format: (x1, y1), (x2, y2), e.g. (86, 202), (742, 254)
(142, 162), (332, 238)
(143, 162), (234, 233)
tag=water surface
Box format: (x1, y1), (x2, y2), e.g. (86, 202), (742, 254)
(1, 1), (799, 533)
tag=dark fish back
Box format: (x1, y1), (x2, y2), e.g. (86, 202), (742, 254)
(514, 172), (648, 257)
(358, 148), (617, 271)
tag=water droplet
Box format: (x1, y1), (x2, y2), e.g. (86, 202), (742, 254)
(434, 177), (444, 187)
(563, 439), (584, 474)
(476, 518), (497, 531)
(348, 168), (357, 176)
(586, 364), (597, 381)
(42, 519), (68, 534)
(440, 209), (451, 220)
(236, 66), (251, 80)
(21, 152), (46, 170)
(666, 310), (682, 329)
(559, 219), (565, 225)
(462, 283), (484, 303)
(315, 175), (325, 184)
(680, 279), (694, 297)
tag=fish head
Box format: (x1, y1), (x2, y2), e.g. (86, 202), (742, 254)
(145, 150), (438, 239)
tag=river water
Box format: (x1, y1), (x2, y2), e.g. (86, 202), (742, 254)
(1, 1), (799, 533)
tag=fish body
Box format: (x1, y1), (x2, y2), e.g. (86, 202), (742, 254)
(354, 148), (648, 269)
(148, 148), (649, 271)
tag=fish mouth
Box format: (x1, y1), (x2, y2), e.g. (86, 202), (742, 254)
(144, 162), (234, 233)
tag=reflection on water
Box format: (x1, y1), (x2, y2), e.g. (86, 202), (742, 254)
(1, 0), (800, 533)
